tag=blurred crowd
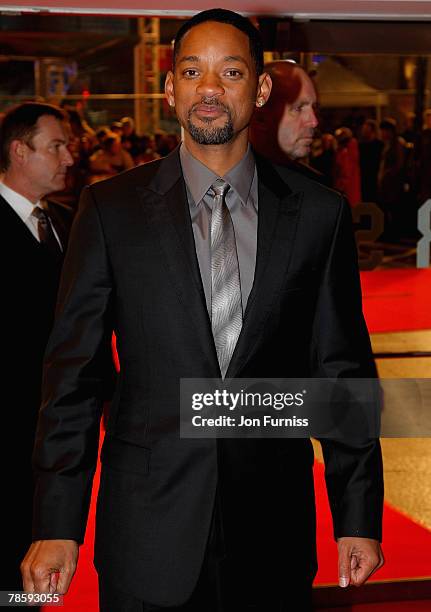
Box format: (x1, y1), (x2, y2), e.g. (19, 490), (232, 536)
(2, 98), (430, 243)
(310, 112), (431, 240)
(58, 108), (180, 208)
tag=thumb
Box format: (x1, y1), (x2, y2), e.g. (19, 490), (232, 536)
(338, 544), (351, 588)
(49, 572), (59, 593)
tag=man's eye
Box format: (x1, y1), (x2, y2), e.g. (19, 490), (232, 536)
(225, 70), (242, 77)
(183, 69), (199, 77)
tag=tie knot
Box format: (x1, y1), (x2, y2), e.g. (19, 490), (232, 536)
(32, 206), (48, 224)
(211, 179), (230, 199)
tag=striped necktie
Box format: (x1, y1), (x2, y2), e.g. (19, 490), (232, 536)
(210, 178), (243, 378)
(32, 206), (62, 259)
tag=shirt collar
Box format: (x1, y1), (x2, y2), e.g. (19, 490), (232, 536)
(180, 142), (256, 207)
(0, 180), (41, 222)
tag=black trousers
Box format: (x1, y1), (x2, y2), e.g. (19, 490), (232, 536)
(98, 491), (313, 612)
(100, 439), (316, 611)
(99, 560), (313, 612)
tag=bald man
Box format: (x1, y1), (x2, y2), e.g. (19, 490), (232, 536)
(250, 61), (319, 168)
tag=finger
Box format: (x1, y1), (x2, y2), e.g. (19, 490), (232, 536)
(351, 554), (359, 570)
(21, 546), (38, 593)
(56, 566), (76, 595)
(31, 563), (54, 593)
(351, 557), (376, 586)
(49, 572), (59, 593)
(338, 544), (351, 588)
(22, 570), (35, 593)
(365, 550), (385, 580)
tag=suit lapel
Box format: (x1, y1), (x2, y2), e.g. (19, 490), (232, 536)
(137, 150), (220, 374)
(45, 200), (72, 252)
(0, 194), (70, 256)
(136, 150), (303, 379)
(226, 156), (303, 378)
(0, 193), (41, 248)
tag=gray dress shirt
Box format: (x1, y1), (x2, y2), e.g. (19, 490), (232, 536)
(179, 143), (258, 315)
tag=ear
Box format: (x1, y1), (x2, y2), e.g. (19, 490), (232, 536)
(9, 139), (29, 167)
(255, 72), (272, 109)
(165, 71), (175, 108)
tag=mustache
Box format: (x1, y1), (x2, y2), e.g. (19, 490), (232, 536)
(190, 97), (230, 112)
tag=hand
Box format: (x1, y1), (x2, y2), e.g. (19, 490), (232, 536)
(337, 537), (384, 588)
(21, 540), (79, 595)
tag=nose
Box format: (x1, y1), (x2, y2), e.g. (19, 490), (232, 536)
(62, 147), (74, 166)
(196, 72), (225, 98)
(307, 108), (319, 129)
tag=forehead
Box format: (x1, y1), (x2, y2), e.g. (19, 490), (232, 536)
(34, 115), (67, 140)
(270, 68), (316, 111)
(292, 72), (316, 103)
(177, 21), (252, 64)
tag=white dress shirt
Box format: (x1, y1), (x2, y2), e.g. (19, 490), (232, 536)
(0, 180), (62, 248)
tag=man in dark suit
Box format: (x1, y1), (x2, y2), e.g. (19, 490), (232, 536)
(250, 61), (318, 165)
(22, 10), (384, 611)
(0, 102), (74, 596)
(250, 61), (331, 186)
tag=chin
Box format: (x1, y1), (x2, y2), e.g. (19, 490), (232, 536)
(296, 147), (309, 159)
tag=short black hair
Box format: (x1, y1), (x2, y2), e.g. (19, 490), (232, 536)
(173, 8), (264, 76)
(0, 102), (67, 171)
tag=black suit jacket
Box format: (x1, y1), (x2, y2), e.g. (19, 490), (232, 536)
(0, 194), (73, 591)
(1, 195), (72, 403)
(32, 149), (383, 605)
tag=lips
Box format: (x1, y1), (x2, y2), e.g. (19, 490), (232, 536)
(193, 104), (226, 119)
(301, 132), (314, 140)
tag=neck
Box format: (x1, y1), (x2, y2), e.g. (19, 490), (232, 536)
(3, 171), (40, 204)
(183, 130), (249, 176)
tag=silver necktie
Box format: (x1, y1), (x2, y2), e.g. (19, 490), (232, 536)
(210, 179), (243, 378)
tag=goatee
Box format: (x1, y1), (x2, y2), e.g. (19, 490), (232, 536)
(188, 119), (234, 145)
(187, 99), (234, 145)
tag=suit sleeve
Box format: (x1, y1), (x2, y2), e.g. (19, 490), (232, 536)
(311, 196), (384, 541)
(32, 186), (113, 543)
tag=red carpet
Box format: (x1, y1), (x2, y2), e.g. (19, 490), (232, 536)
(360, 269), (431, 333)
(313, 460), (431, 584)
(46, 454), (431, 611)
(321, 602), (431, 611)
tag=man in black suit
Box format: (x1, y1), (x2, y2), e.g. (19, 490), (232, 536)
(22, 10), (384, 611)
(0, 102), (74, 595)
(250, 61), (332, 186)
(250, 61), (318, 164)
